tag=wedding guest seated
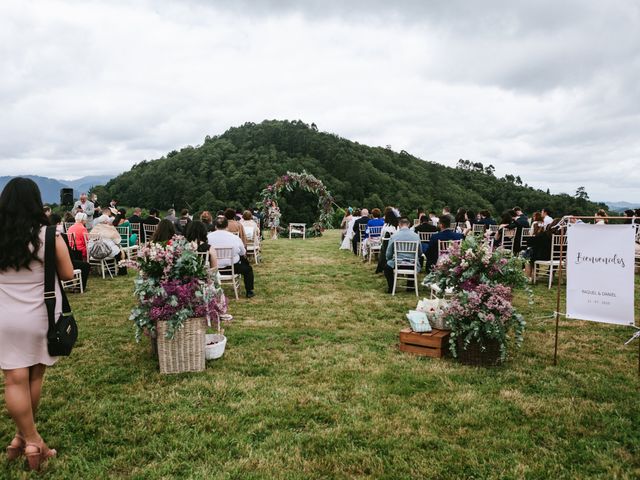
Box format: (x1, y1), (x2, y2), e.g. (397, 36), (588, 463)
(352, 208), (370, 255)
(200, 211), (215, 232)
(531, 211), (544, 233)
(92, 206), (117, 228)
(239, 210), (260, 241)
(594, 209), (608, 224)
(150, 219), (176, 243)
(442, 206), (455, 225)
(428, 211), (439, 227)
(224, 208), (248, 247)
(89, 215), (127, 275)
(112, 209), (138, 246)
(513, 207), (529, 227)
(174, 208), (191, 234)
(523, 218), (561, 281)
(455, 208), (471, 235)
(128, 208), (144, 225)
(63, 211), (75, 225)
(414, 214), (438, 234)
(477, 210), (496, 227)
(67, 212), (89, 260)
(383, 216), (421, 294)
(423, 216), (464, 272)
(208, 217), (255, 298)
(375, 207), (399, 273)
(541, 208), (554, 227)
(186, 221), (218, 269)
(164, 208), (177, 223)
(361, 208), (384, 257)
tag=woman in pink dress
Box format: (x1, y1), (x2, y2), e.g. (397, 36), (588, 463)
(0, 178), (74, 471)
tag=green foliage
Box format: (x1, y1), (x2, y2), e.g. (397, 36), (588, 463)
(104, 120), (606, 218)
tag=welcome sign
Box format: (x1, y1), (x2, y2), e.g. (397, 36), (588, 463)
(566, 224), (636, 326)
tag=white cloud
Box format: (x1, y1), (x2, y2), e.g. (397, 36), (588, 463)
(0, 0), (639, 201)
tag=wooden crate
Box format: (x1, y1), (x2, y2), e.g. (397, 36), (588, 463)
(399, 328), (450, 358)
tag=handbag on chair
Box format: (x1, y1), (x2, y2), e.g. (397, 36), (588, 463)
(44, 226), (78, 356)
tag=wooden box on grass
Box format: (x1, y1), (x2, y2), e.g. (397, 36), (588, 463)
(399, 328), (450, 358)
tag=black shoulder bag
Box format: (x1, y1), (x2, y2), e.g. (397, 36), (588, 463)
(44, 226), (78, 356)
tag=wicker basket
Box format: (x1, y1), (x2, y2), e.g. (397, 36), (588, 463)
(456, 337), (503, 367)
(156, 317), (206, 374)
(428, 313), (450, 331)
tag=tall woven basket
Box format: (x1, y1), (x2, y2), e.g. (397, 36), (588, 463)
(456, 337), (503, 367)
(156, 317), (206, 374)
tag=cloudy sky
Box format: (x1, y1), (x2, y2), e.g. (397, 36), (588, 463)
(2, 0), (639, 202)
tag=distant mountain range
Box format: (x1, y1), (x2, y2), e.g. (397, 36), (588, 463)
(0, 175), (114, 204)
(605, 201), (640, 212)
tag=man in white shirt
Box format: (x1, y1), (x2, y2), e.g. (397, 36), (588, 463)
(73, 192), (95, 224)
(207, 217), (255, 298)
(542, 208), (554, 226)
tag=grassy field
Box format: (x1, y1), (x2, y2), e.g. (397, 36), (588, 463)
(1, 230), (639, 479)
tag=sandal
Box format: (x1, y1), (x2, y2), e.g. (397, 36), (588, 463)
(6, 434), (25, 461)
(24, 440), (57, 472)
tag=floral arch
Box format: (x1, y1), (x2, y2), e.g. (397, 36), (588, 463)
(258, 171), (335, 232)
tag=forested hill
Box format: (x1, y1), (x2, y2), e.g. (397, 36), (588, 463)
(104, 120), (604, 221)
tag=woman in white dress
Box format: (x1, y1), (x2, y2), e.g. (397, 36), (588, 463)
(340, 209), (361, 250)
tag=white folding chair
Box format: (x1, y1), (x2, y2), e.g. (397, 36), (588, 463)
(215, 247), (241, 300)
(116, 225), (138, 260)
(391, 240), (420, 297)
(520, 227), (533, 251)
(472, 224), (486, 236)
(246, 233), (261, 264)
(418, 231), (434, 244)
(143, 223), (158, 243)
(438, 239), (461, 257)
(130, 222), (141, 244)
(367, 226), (383, 263)
(499, 228), (517, 252)
(196, 250), (210, 268)
(356, 223), (367, 256)
(61, 269), (84, 294)
(85, 233), (118, 279)
(533, 234), (567, 289)
(488, 225), (499, 235)
(289, 223), (306, 239)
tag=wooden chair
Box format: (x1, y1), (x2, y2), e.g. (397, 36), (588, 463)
(520, 227), (533, 250)
(289, 223), (306, 239)
(366, 226), (383, 263)
(130, 222), (141, 244)
(61, 269), (84, 294)
(85, 233), (118, 279)
(116, 225), (138, 260)
(143, 223), (158, 243)
(438, 239), (462, 257)
(356, 223), (367, 256)
(246, 233), (261, 264)
(215, 247), (241, 300)
(472, 224), (486, 236)
(533, 234), (567, 289)
(499, 228), (517, 252)
(391, 240), (420, 297)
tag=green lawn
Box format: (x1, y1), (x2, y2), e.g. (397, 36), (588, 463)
(2, 230), (639, 479)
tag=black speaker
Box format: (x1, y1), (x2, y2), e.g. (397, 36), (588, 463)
(60, 188), (74, 206)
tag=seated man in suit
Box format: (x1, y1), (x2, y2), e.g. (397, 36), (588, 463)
(423, 215), (464, 272)
(384, 217), (421, 294)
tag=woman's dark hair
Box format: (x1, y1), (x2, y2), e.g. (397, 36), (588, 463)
(151, 219), (176, 243)
(455, 208), (467, 223)
(185, 221), (208, 243)
(112, 214), (124, 226)
(383, 207), (399, 227)
(466, 210), (476, 225)
(0, 177), (49, 271)
(499, 211), (514, 225)
(50, 213), (62, 225)
(224, 208), (236, 220)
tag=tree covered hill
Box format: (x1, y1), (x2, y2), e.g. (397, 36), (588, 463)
(104, 120), (604, 222)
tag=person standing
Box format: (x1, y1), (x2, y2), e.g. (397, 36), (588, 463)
(72, 192), (95, 225)
(0, 178), (74, 471)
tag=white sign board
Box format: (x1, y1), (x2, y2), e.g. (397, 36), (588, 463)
(566, 224), (635, 326)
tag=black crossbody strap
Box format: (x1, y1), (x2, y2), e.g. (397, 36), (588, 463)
(44, 226), (57, 333)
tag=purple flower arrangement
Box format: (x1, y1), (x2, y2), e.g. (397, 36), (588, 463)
(128, 236), (228, 340)
(424, 235), (529, 361)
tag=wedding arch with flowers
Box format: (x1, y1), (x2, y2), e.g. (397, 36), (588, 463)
(257, 171), (335, 233)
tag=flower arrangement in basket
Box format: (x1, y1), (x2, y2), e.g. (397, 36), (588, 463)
(127, 236), (228, 373)
(424, 235), (530, 364)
